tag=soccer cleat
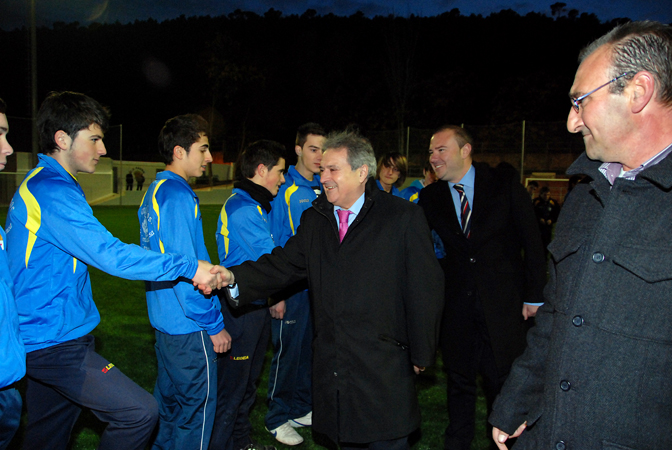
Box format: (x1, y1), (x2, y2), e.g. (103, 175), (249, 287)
(266, 422), (304, 446)
(289, 411), (312, 428)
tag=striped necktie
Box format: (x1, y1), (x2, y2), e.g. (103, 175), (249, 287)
(453, 184), (471, 238)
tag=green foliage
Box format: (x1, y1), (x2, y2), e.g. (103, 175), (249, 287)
(5, 206), (492, 450)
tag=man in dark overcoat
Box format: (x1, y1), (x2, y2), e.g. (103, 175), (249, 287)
(418, 126), (546, 450)
(221, 130), (444, 449)
(489, 21), (672, 450)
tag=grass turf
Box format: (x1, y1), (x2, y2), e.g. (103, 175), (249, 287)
(2, 205), (491, 450)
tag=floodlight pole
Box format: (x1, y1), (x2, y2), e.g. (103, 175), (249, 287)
(30, 0), (38, 167)
(520, 120), (526, 184)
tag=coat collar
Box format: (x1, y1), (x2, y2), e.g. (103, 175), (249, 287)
(568, 151), (672, 190)
(313, 177), (380, 238)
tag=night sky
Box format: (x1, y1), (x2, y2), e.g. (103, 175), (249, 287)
(1, 0), (671, 31)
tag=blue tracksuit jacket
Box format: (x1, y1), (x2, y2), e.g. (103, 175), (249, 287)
(400, 179), (425, 203)
(269, 165), (321, 247)
(6, 154), (199, 352)
(139, 171), (224, 336)
(0, 226), (26, 387)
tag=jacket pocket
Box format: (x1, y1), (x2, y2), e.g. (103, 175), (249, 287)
(378, 334), (408, 350)
(598, 244), (672, 343)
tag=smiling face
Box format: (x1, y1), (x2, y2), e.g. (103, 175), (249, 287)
(320, 147), (367, 209)
(567, 44), (631, 168)
(55, 123), (106, 174)
(0, 113), (14, 172)
(428, 130), (471, 183)
(180, 133), (212, 179)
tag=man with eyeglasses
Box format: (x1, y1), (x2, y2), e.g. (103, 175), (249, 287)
(489, 21), (672, 450)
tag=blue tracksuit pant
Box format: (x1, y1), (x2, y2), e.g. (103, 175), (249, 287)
(209, 306), (271, 450)
(23, 334), (158, 450)
(152, 330), (217, 450)
(265, 289), (312, 430)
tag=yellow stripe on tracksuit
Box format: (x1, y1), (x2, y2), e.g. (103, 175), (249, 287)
(18, 168), (49, 269)
(151, 179), (168, 253)
(284, 183), (300, 235)
(219, 193), (236, 257)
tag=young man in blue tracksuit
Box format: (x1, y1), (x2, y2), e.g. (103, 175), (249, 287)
(139, 115), (231, 450)
(0, 98), (25, 450)
(5, 92), (223, 450)
(265, 123), (325, 446)
(209, 140), (285, 450)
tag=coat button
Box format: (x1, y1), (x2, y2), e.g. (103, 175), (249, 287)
(592, 252), (605, 263)
(334, 372), (338, 377)
(469, 257), (476, 263)
(560, 380), (571, 391)
(572, 316), (584, 327)
(555, 441), (566, 450)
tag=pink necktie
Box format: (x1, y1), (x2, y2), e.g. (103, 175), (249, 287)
(337, 209), (352, 243)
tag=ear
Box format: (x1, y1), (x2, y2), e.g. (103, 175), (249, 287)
(359, 165), (369, 183)
(631, 71), (655, 114)
(54, 130), (70, 151)
(173, 146), (185, 160)
(295, 144), (302, 157)
(460, 143), (472, 159)
(256, 162), (268, 178)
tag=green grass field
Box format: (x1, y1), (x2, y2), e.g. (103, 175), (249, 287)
(2, 205), (491, 450)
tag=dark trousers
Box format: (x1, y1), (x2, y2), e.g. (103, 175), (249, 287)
(265, 290), (313, 430)
(340, 436), (410, 450)
(442, 315), (509, 450)
(152, 330), (217, 450)
(209, 307), (271, 450)
(0, 386), (21, 450)
(24, 335), (158, 450)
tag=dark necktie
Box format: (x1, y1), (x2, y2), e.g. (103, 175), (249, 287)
(453, 184), (471, 238)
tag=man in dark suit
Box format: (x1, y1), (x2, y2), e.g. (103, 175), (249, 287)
(490, 21), (672, 450)
(219, 130), (444, 449)
(418, 125), (546, 450)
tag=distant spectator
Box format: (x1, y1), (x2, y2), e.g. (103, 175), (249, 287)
(135, 171), (145, 190)
(401, 160), (436, 203)
(126, 172), (133, 190)
(533, 187), (561, 251)
(375, 152), (407, 197)
(526, 180), (539, 200)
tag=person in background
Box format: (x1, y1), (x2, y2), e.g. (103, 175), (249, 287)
(419, 125), (546, 450)
(265, 123), (325, 446)
(375, 152), (407, 197)
(210, 140), (286, 450)
(401, 160), (437, 203)
(532, 186), (561, 251)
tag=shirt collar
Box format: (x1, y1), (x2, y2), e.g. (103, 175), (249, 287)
(334, 192), (365, 216)
(449, 164), (475, 188)
(599, 142), (672, 185)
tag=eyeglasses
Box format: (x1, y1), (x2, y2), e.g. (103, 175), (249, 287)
(570, 72), (633, 113)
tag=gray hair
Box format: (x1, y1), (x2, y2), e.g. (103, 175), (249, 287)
(580, 21), (672, 106)
(323, 130), (376, 179)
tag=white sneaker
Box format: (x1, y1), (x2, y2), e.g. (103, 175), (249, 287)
(289, 411), (312, 428)
(266, 422), (304, 446)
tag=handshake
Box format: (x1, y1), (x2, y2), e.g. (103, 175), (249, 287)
(192, 261), (235, 295)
